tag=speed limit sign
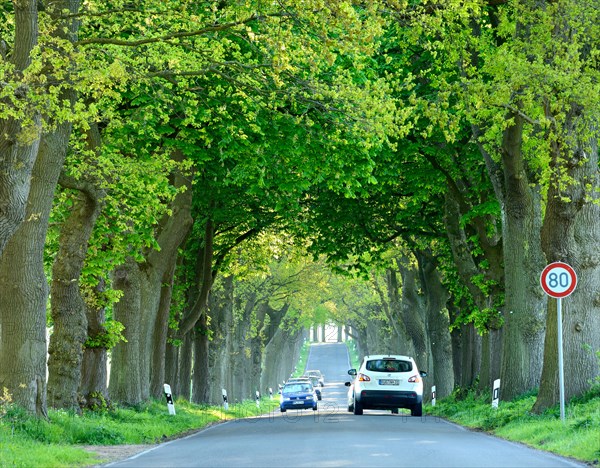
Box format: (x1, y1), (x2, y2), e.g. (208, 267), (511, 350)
(540, 261), (577, 423)
(540, 262), (577, 298)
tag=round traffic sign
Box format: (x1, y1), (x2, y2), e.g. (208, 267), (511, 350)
(540, 262), (577, 298)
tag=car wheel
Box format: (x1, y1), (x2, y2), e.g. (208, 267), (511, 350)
(411, 402), (422, 417)
(280, 408), (286, 413)
(391, 408), (399, 414)
(353, 397), (363, 415)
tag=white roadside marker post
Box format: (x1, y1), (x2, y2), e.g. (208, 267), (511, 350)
(431, 385), (436, 407)
(269, 388), (273, 400)
(255, 390), (260, 408)
(492, 379), (500, 409)
(163, 383), (176, 415)
(222, 388), (229, 411)
(540, 262), (577, 423)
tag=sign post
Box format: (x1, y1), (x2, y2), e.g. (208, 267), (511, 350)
(163, 384), (176, 415)
(431, 385), (436, 407)
(222, 389), (229, 411)
(540, 261), (577, 422)
(492, 379), (500, 409)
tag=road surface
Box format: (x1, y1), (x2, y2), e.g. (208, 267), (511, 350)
(108, 342), (584, 467)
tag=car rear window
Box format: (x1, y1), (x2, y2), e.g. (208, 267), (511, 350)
(366, 359), (412, 373)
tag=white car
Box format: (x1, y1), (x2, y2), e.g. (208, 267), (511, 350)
(345, 354), (427, 416)
(305, 369), (325, 387)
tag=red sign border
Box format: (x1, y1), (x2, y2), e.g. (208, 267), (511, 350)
(540, 262), (577, 298)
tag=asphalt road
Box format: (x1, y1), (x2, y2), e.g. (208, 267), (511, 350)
(108, 342), (584, 468)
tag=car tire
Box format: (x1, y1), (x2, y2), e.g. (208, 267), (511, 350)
(391, 408), (399, 414)
(353, 397), (363, 415)
(280, 408), (286, 413)
(411, 402), (422, 417)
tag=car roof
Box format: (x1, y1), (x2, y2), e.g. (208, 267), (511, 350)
(363, 354), (413, 361)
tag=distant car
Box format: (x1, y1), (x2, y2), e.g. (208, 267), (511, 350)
(305, 369), (325, 387)
(286, 377), (321, 400)
(345, 354), (426, 416)
(302, 375), (323, 400)
(280, 382), (318, 412)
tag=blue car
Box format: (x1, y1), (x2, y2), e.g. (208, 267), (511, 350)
(279, 382), (318, 412)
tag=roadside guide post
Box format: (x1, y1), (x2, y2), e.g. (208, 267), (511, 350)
(163, 383), (176, 415)
(269, 387), (273, 400)
(222, 388), (229, 411)
(492, 379), (500, 409)
(431, 385), (436, 407)
(540, 261), (578, 423)
(255, 390), (260, 408)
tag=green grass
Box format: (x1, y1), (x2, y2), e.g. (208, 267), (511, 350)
(345, 339), (360, 369)
(0, 397), (280, 467)
(427, 386), (600, 463)
(291, 338), (311, 377)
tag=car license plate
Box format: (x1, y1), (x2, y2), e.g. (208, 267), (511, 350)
(379, 379), (399, 385)
(293, 400), (304, 405)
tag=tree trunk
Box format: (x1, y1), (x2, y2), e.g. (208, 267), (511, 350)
(478, 329), (502, 393)
(109, 257), (143, 405)
(0, 110), (73, 416)
(138, 158), (193, 401)
(417, 250), (454, 399)
(496, 114), (547, 400)
(47, 185), (102, 410)
(0, 0), (40, 257)
(534, 115), (600, 412)
(79, 279), (109, 409)
(460, 323), (481, 389)
(178, 333), (193, 400)
(164, 340), (180, 397)
(150, 259), (177, 398)
(108, 153), (192, 404)
(191, 315), (210, 403)
(396, 256), (428, 371)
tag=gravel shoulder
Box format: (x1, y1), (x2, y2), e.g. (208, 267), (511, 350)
(82, 444), (157, 466)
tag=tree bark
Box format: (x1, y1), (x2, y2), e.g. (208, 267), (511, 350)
(150, 259), (177, 398)
(79, 279), (109, 409)
(416, 250), (454, 399)
(396, 256), (428, 371)
(0, 0), (80, 416)
(109, 153), (192, 404)
(534, 113), (600, 412)
(109, 257), (142, 405)
(498, 113), (547, 400)
(0, 117), (71, 416)
(191, 314), (211, 404)
(47, 182), (102, 410)
(178, 333), (193, 400)
(0, 0), (40, 257)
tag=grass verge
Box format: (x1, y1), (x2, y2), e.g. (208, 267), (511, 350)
(345, 339), (360, 369)
(426, 386), (600, 464)
(290, 339), (311, 378)
(0, 397), (280, 467)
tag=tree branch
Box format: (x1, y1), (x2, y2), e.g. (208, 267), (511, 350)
(75, 13), (291, 47)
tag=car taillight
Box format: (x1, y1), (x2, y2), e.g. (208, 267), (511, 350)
(358, 373), (371, 382)
(408, 375), (420, 383)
